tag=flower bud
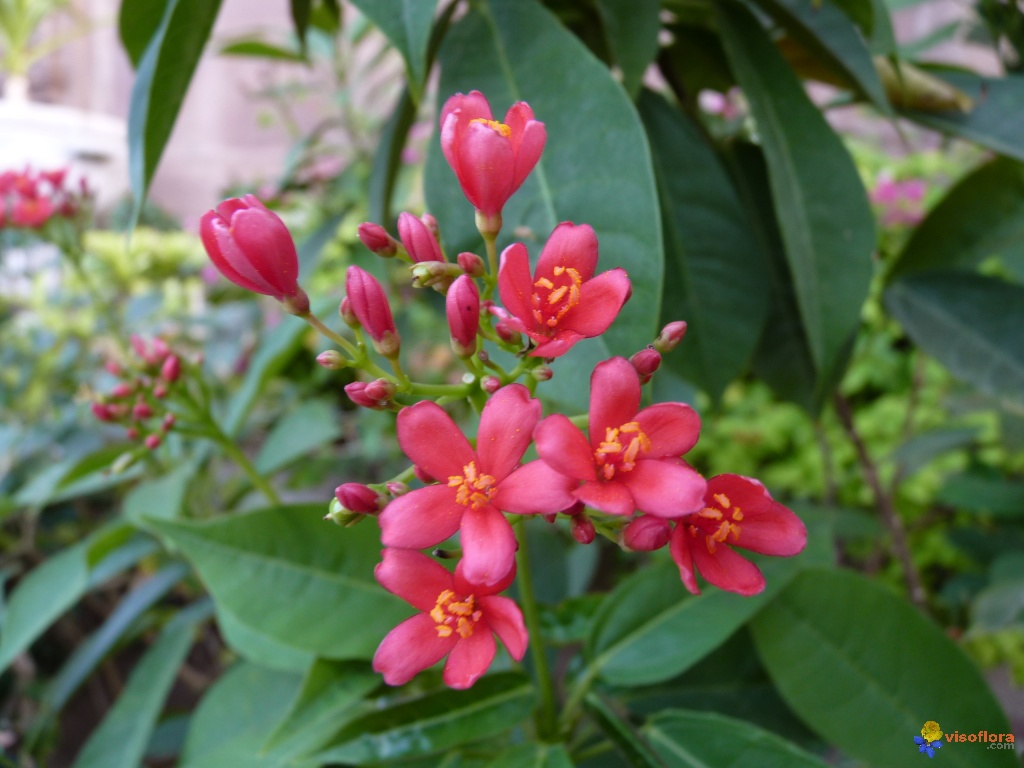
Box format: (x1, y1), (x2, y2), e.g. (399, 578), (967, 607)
(398, 212), (444, 263)
(446, 275), (480, 357)
(495, 319), (521, 346)
(345, 266), (400, 356)
(570, 514), (596, 545)
(133, 401), (153, 420)
(91, 403), (114, 422)
(622, 515), (672, 551)
(365, 378), (397, 401)
(111, 382), (134, 399)
(357, 222), (398, 257)
(325, 497), (362, 526)
(144, 434), (162, 450)
(386, 481), (409, 497)
(481, 375), (502, 394)
(457, 251), (486, 278)
(126, 427), (139, 440)
(421, 212), (441, 241)
(345, 379), (395, 410)
(531, 365), (553, 382)
(151, 338), (170, 361)
(654, 321), (688, 353)
(104, 360), (122, 376)
(335, 482), (384, 514)
(410, 260), (461, 289)
(130, 334), (149, 362)
(629, 348), (661, 384)
(162, 413), (176, 430)
(316, 350), (347, 370)
(199, 195), (309, 313)
(153, 384), (168, 399)
(161, 354), (181, 383)
(339, 297), (359, 328)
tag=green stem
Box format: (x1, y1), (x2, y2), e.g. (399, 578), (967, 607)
(302, 312), (359, 358)
(560, 666), (600, 733)
(515, 524), (558, 739)
(481, 232), (499, 300)
(216, 433), (282, 506)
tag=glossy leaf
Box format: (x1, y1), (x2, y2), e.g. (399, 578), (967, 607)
(118, 0), (169, 67)
(716, 1), (874, 385)
(255, 399), (343, 474)
(884, 271), (1024, 406)
(584, 693), (666, 767)
(348, 0), (437, 100)
(216, 601), (314, 673)
(639, 89), (770, 399)
(888, 157), (1024, 282)
(594, 0), (660, 97)
(149, 505), (407, 659)
(751, 567), (1017, 768)
(426, 0), (663, 359)
(314, 673), (534, 764)
(127, 0), (222, 216)
(485, 744), (574, 768)
(644, 710), (830, 768)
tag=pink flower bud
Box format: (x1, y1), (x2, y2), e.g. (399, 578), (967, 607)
(126, 427), (140, 440)
(145, 434), (162, 450)
(629, 348), (662, 384)
(162, 413), (176, 430)
(111, 383), (134, 399)
(365, 378), (397, 401)
(151, 338), (170, 361)
(161, 354), (181, 383)
(316, 350), (346, 370)
(153, 384), (168, 399)
(531, 365), (553, 382)
(91, 403), (114, 422)
(398, 212), (443, 263)
(345, 266), (400, 356)
(421, 212), (440, 241)
(414, 465), (435, 484)
(357, 222), (398, 257)
(622, 515), (672, 551)
(481, 375), (502, 394)
(571, 514), (596, 545)
(199, 194), (309, 313)
(339, 297), (359, 328)
(495, 318), (521, 346)
(335, 482), (383, 514)
(133, 401), (153, 420)
(654, 321), (688, 353)
(130, 334), (149, 361)
(345, 379), (395, 410)
(386, 481), (409, 496)
(446, 275), (480, 357)
(104, 360), (122, 376)
(456, 251), (486, 278)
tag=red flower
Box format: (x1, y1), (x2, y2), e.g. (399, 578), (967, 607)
(373, 548), (527, 689)
(11, 195), (53, 228)
(199, 195), (308, 312)
(669, 474), (806, 595)
(498, 222), (630, 358)
(534, 357), (706, 517)
(378, 384), (574, 586)
(439, 91), (546, 222)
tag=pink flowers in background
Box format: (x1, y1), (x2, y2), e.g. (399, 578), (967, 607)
(0, 166), (86, 230)
(870, 173), (927, 227)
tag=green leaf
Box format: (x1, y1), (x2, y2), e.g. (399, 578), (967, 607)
(220, 39), (306, 62)
(829, 0), (875, 37)
(118, 0), (170, 68)
(255, 399), (343, 474)
(290, 0), (311, 48)
(71, 602), (211, 768)
(368, 87), (416, 227)
(348, 0), (437, 100)
(889, 427), (979, 478)
(643, 710), (830, 768)
(938, 471), (1024, 518)
(180, 662), (303, 768)
(903, 73), (1024, 162)
(127, 0), (223, 216)
(123, 462), (197, 525)
(149, 505), (408, 659)
(485, 744), (574, 768)
(425, 0), (663, 359)
(639, 90), (770, 399)
(314, 672), (534, 764)
(216, 601), (314, 673)
(888, 157), (1024, 282)
(593, 0), (661, 97)
(751, 567), (1017, 768)
(584, 693), (667, 767)
(884, 271), (1024, 407)
(716, 1), (874, 384)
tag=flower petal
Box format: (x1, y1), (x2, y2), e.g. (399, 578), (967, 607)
(443, 626), (496, 689)
(460, 505), (518, 587)
(498, 242), (536, 331)
(535, 222), (598, 282)
(454, 558), (516, 597)
(669, 524), (701, 595)
(510, 120), (546, 190)
(588, 357), (641, 450)
(373, 613), (456, 687)
(528, 331), (585, 358)
(397, 401), (475, 480)
(621, 460), (706, 518)
(459, 122), (515, 215)
(378, 485), (463, 550)
(494, 459), (578, 514)
(480, 595), (528, 661)
(690, 535), (766, 596)
(559, 268), (631, 338)
(634, 402), (701, 458)
(374, 548), (453, 612)
(476, 384), (541, 481)
(534, 414), (597, 482)
(574, 480), (635, 516)
(707, 475), (807, 556)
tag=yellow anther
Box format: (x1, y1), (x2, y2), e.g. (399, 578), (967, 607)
(534, 277), (555, 290)
(698, 506), (723, 520)
(433, 590), (480, 639)
(732, 508), (744, 521)
(470, 118), (512, 138)
(548, 285), (568, 304)
(714, 493), (731, 508)
(449, 461), (497, 509)
(437, 625), (453, 638)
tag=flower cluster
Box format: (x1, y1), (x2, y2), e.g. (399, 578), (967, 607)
(198, 90), (807, 691)
(870, 172), (926, 227)
(0, 166), (87, 230)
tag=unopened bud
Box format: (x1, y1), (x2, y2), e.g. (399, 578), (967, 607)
(339, 297), (359, 328)
(345, 379), (395, 409)
(357, 222), (398, 257)
(111, 382), (134, 399)
(457, 251), (486, 278)
(386, 481), (409, 497)
(345, 266), (398, 352)
(398, 212), (444, 263)
(133, 401), (153, 420)
(91, 403), (114, 422)
(622, 515), (672, 551)
(531, 365), (553, 382)
(151, 338), (170, 361)
(153, 384), (168, 399)
(446, 275), (480, 357)
(104, 360), (122, 376)
(654, 321), (688, 353)
(145, 434), (162, 450)
(130, 334), (149, 361)
(325, 498), (362, 526)
(335, 482), (384, 514)
(365, 378), (397, 401)
(161, 354), (181, 383)
(495, 319), (521, 346)
(410, 260), (460, 289)
(629, 347), (662, 384)
(421, 212), (440, 241)
(126, 427), (140, 440)
(481, 375), (502, 394)
(162, 413), (176, 430)
(571, 514), (596, 545)
(316, 350), (347, 370)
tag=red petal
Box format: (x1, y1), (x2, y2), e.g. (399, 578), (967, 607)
(535, 222), (598, 282)
(229, 206), (299, 298)
(574, 480), (635, 516)
(374, 548), (453, 611)
(560, 269), (631, 338)
(533, 414), (597, 482)
(494, 459), (578, 515)
(622, 515), (672, 551)
(454, 558), (516, 597)
(458, 122), (515, 216)
(480, 595), (528, 661)
(528, 331), (585, 358)
(477, 384), (541, 481)
(707, 475), (807, 556)
(373, 613), (456, 686)
(511, 120), (546, 190)
(588, 357), (641, 450)
(459, 505), (518, 588)
(397, 401), (475, 480)
(690, 536), (766, 596)
(634, 403), (701, 457)
(443, 627), (496, 689)
(378, 485), (464, 550)
(498, 243), (537, 331)
(669, 524), (701, 595)
(200, 212), (276, 296)
(621, 460), (706, 518)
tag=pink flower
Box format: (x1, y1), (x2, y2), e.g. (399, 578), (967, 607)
(373, 548), (527, 689)
(378, 384), (574, 586)
(446, 275), (480, 357)
(11, 195), (53, 228)
(534, 357), (706, 517)
(498, 223), (631, 358)
(199, 195), (309, 313)
(345, 266), (400, 356)
(439, 91), (546, 222)
(397, 212), (443, 263)
(656, 474), (807, 596)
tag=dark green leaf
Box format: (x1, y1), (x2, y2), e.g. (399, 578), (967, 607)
(884, 271), (1024, 407)
(829, 0), (874, 37)
(127, 0), (223, 217)
(485, 744), (574, 768)
(314, 673), (534, 764)
(584, 693), (667, 767)
(290, 0), (311, 48)
(716, 1), (874, 385)
(426, 0), (663, 362)
(348, 0), (437, 100)
(368, 87), (416, 227)
(888, 157), (1024, 282)
(594, 0), (661, 96)
(644, 710), (830, 768)
(149, 505), (407, 659)
(639, 90), (770, 399)
(752, 567), (1017, 768)
(938, 471), (1024, 518)
(255, 399), (343, 474)
(118, 0), (170, 68)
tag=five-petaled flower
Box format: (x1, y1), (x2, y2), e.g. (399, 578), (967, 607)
(378, 384), (573, 587)
(498, 222), (631, 358)
(373, 548), (527, 689)
(914, 736), (943, 758)
(534, 356), (705, 517)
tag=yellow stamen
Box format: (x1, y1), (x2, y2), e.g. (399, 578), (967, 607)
(448, 461), (497, 509)
(470, 118), (512, 138)
(432, 589), (481, 639)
